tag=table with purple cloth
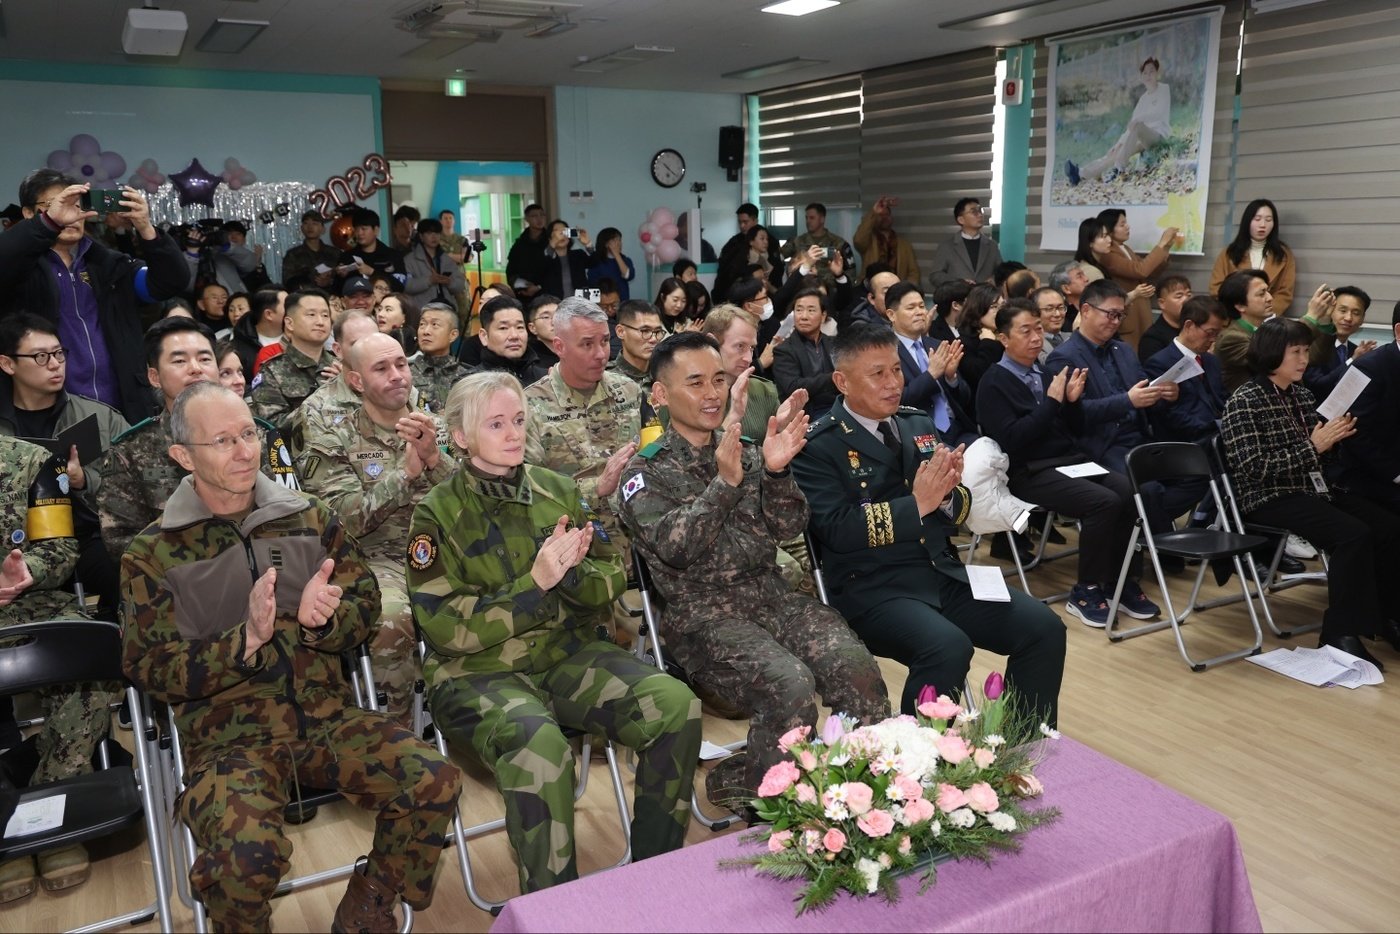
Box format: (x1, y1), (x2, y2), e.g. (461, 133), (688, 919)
(489, 736), (1262, 933)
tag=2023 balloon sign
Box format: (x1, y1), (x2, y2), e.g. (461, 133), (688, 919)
(308, 154), (392, 219)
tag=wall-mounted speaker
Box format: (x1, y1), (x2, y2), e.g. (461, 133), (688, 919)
(718, 125), (743, 182)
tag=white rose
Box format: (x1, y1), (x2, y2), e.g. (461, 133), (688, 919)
(987, 811), (1017, 832)
(856, 857), (882, 894)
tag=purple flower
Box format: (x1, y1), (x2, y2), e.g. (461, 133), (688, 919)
(984, 671), (1005, 700)
(917, 684), (937, 706)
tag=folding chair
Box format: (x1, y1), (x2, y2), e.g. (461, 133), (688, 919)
(1105, 443), (1270, 671)
(411, 624), (632, 915)
(966, 510), (1077, 604)
(0, 619), (172, 933)
(164, 640), (413, 934)
(630, 549), (746, 832)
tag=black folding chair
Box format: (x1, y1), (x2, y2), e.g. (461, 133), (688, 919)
(0, 619), (172, 932)
(1106, 443), (1269, 671)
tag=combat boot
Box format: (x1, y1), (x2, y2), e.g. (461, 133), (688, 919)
(331, 857), (398, 934)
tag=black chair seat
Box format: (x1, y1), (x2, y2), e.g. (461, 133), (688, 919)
(1150, 529), (1269, 560)
(0, 766), (143, 860)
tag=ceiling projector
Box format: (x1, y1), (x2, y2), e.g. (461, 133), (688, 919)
(122, 7), (189, 56)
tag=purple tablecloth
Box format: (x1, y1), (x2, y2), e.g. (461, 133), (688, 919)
(490, 737), (1262, 933)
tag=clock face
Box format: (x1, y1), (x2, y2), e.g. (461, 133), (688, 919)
(651, 148), (686, 188)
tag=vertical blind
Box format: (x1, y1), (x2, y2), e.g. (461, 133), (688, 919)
(755, 74), (864, 210)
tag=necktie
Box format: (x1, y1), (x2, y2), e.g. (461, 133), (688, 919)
(912, 340), (929, 371)
(1196, 354), (1204, 368)
(878, 420), (901, 458)
(1337, 343), (1350, 367)
(1098, 345), (1127, 394)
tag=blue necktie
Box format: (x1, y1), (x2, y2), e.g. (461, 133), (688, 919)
(1337, 343), (1350, 367)
(912, 340), (929, 370)
(912, 340), (951, 432)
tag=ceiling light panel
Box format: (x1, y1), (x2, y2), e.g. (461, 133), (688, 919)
(761, 0), (840, 16)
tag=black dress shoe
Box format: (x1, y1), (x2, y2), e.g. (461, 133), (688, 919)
(1320, 634), (1384, 672)
(1374, 619), (1400, 654)
(990, 534), (1033, 565)
(1276, 554), (1306, 575)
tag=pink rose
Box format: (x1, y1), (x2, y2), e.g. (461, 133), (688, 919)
(918, 696), (962, 721)
(843, 782), (874, 815)
(973, 748), (995, 769)
(798, 749), (819, 771)
(767, 829), (793, 853)
(936, 783), (968, 813)
(937, 732), (971, 764)
(902, 797), (936, 824)
(823, 828), (847, 853)
(857, 808), (895, 837)
(794, 782), (817, 804)
(965, 781), (1000, 813)
(757, 760), (801, 797)
(898, 835), (913, 855)
(777, 725), (810, 752)
(894, 774), (923, 802)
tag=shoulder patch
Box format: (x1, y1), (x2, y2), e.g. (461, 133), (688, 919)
(638, 441), (663, 459)
(621, 472), (646, 502)
(806, 414), (837, 436)
(249, 372), (264, 390)
(111, 415), (158, 444)
(407, 532), (438, 571)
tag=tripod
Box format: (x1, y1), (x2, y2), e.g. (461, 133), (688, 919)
(456, 235), (490, 364)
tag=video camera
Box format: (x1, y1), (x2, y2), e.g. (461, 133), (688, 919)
(184, 218), (229, 250)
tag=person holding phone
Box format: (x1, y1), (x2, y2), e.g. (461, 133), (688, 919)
(540, 219), (593, 300)
(0, 170), (188, 424)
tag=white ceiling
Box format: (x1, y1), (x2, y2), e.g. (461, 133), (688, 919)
(5, 0), (1196, 93)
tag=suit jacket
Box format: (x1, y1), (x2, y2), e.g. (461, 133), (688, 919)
(1142, 343), (1225, 444)
(927, 314), (957, 345)
(927, 232), (1003, 288)
(1303, 335), (1355, 400)
(1044, 331), (1151, 465)
(541, 247), (594, 299)
(895, 335), (976, 445)
(791, 398), (970, 622)
(1337, 340), (1400, 490)
(771, 335), (837, 417)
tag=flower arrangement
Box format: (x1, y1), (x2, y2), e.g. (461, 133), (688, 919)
(723, 673), (1061, 914)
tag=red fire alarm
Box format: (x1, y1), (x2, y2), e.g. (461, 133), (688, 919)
(1002, 78), (1024, 106)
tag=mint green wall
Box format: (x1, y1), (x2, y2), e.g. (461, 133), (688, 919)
(999, 45), (1035, 262)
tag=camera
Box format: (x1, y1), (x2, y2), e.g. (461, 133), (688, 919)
(81, 189), (125, 214)
(815, 247), (829, 260)
(468, 227), (488, 255)
(689, 182), (707, 193)
(190, 218), (229, 249)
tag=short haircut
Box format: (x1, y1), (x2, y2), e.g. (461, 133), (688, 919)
(700, 304), (758, 339)
(416, 218), (443, 235)
(1048, 260), (1080, 292)
(863, 261), (895, 285)
(617, 299), (660, 328)
(1333, 285), (1371, 312)
(883, 281), (923, 314)
(1141, 56), (1161, 72)
(595, 276), (620, 295)
(548, 218), (569, 234)
(393, 205), (421, 224)
(250, 288), (284, 326)
(170, 382), (241, 445)
(19, 168), (78, 209)
(419, 302), (460, 331)
(649, 331), (721, 383)
(480, 295), (525, 329)
(993, 261), (1027, 289)
(1218, 269), (1268, 315)
(671, 258), (697, 278)
(332, 311), (375, 345)
(527, 293), (560, 322)
(438, 209), (455, 220)
(1030, 286), (1067, 310)
(1393, 300), (1400, 328)
(553, 295), (608, 333)
(482, 281), (516, 300)
(932, 280), (972, 319)
(1247, 317), (1313, 377)
(831, 321), (899, 371)
(953, 197), (980, 220)
(350, 208), (380, 228)
(727, 278), (765, 307)
(740, 263), (764, 280)
(805, 202), (827, 216)
(737, 203), (759, 218)
(791, 287), (826, 313)
(523, 202), (544, 215)
(300, 209), (322, 223)
(199, 282), (229, 297)
(995, 297), (1039, 334)
(0, 311), (59, 357)
(1179, 295), (1229, 329)
(1158, 274), (1192, 294)
(1080, 278), (1128, 310)
(444, 370), (526, 454)
(144, 316), (215, 368)
(220, 220), (247, 236)
(286, 288), (332, 317)
(1004, 268), (1039, 300)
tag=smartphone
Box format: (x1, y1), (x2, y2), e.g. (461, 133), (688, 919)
(564, 227), (578, 239)
(815, 247), (829, 259)
(776, 314), (796, 339)
(574, 288), (602, 302)
(81, 189), (125, 213)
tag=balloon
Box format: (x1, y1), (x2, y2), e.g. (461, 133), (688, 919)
(127, 158), (165, 194)
(48, 134), (126, 185)
(329, 213), (355, 251)
(639, 230), (652, 244)
(649, 207), (675, 228)
(642, 240), (658, 254)
(641, 222), (660, 240)
(656, 240), (682, 264)
(661, 223), (679, 240)
(169, 158), (222, 208)
(221, 157), (257, 191)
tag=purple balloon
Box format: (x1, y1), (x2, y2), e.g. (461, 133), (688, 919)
(169, 158), (222, 208)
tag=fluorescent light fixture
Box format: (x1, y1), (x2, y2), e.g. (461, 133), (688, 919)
(722, 57), (826, 80)
(195, 18), (269, 53)
(761, 0), (839, 15)
(1251, 0), (1328, 12)
(445, 76), (468, 96)
(572, 44), (673, 74)
(524, 17), (578, 38)
(941, 0), (1104, 30)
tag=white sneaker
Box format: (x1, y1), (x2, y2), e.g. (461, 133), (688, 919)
(1285, 534), (1317, 560)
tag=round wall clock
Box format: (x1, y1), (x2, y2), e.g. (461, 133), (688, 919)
(651, 148), (686, 188)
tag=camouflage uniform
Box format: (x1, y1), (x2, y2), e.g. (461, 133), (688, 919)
(0, 437), (111, 785)
(288, 375), (433, 461)
(248, 343), (336, 435)
(95, 409), (300, 562)
(617, 427), (889, 806)
(408, 354), (470, 415)
(605, 353), (648, 387)
(299, 407), (456, 722)
(408, 464), (700, 892)
(120, 474), (461, 933)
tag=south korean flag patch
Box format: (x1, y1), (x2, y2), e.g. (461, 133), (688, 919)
(621, 472), (646, 502)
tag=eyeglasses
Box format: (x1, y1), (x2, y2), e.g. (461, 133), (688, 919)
(1083, 303), (1126, 323)
(179, 426), (261, 452)
(620, 323), (666, 340)
(1037, 302), (1067, 314)
(11, 349), (66, 366)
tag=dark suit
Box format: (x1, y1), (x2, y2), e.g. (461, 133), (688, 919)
(895, 335), (977, 447)
(927, 314), (957, 346)
(791, 398), (1065, 722)
(1303, 338), (1356, 401)
(1336, 340), (1400, 511)
(771, 335), (837, 417)
(1142, 343), (1226, 444)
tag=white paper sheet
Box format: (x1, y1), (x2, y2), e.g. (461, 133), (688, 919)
(1149, 352), (1204, 386)
(699, 741), (735, 761)
(966, 564), (1012, 602)
(1056, 462), (1109, 478)
(1246, 645), (1383, 689)
(4, 794), (65, 838)
(1315, 366), (1372, 422)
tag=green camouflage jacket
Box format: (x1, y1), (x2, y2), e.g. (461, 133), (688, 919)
(0, 436), (79, 626)
(249, 343), (336, 435)
(409, 353), (470, 415)
(120, 474), (380, 766)
(408, 464), (625, 686)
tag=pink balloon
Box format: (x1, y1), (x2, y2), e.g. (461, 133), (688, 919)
(661, 223), (679, 240)
(639, 230), (652, 244)
(656, 240), (682, 264)
(649, 207), (675, 229)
